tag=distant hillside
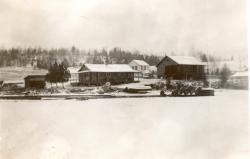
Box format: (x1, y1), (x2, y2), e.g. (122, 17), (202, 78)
(0, 67), (47, 81)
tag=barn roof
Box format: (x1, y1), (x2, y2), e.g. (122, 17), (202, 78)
(157, 56), (207, 66)
(79, 64), (138, 73)
(131, 60), (149, 66)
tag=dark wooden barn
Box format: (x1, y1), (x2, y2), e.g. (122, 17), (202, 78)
(24, 75), (46, 89)
(78, 64), (137, 85)
(157, 56), (207, 80)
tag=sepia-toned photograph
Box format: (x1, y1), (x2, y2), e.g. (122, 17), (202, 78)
(0, 0), (249, 159)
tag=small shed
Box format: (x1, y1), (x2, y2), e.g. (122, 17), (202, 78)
(78, 64), (137, 85)
(24, 75), (46, 89)
(157, 56), (207, 80)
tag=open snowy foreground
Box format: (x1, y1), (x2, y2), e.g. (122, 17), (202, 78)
(0, 89), (249, 159)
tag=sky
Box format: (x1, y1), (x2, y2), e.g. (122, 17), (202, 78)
(0, 0), (247, 57)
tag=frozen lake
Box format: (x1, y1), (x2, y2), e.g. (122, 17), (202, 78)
(0, 89), (249, 159)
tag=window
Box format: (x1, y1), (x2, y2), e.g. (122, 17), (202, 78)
(107, 72), (111, 77)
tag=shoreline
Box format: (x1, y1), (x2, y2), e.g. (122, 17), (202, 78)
(0, 92), (217, 100)
(0, 93), (163, 100)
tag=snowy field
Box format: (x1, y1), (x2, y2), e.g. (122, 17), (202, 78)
(0, 89), (249, 159)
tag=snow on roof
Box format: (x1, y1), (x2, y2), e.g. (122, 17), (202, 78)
(2, 80), (24, 84)
(68, 67), (81, 74)
(169, 56), (207, 65)
(79, 64), (138, 73)
(231, 71), (248, 77)
(131, 60), (149, 66)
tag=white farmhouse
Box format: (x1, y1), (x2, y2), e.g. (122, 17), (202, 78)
(129, 60), (150, 77)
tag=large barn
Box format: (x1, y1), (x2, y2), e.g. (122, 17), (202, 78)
(157, 56), (207, 80)
(78, 64), (137, 85)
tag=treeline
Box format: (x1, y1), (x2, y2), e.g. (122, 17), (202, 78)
(188, 51), (237, 75)
(0, 47), (85, 69)
(0, 46), (243, 76)
(86, 47), (161, 65)
(0, 46), (162, 69)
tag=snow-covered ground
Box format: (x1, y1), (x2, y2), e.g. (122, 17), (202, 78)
(0, 89), (249, 159)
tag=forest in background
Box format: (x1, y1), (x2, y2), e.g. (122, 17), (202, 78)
(0, 46), (161, 69)
(0, 46), (246, 75)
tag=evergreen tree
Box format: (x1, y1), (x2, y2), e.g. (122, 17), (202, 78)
(200, 53), (208, 62)
(46, 61), (60, 87)
(220, 64), (231, 87)
(59, 62), (71, 88)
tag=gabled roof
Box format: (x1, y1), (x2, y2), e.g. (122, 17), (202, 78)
(130, 60), (149, 66)
(157, 55), (206, 66)
(79, 64), (138, 73)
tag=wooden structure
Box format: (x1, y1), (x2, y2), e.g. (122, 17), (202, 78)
(157, 56), (207, 80)
(24, 75), (46, 89)
(78, 64), (137, 85)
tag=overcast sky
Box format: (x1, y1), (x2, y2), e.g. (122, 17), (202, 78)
(0, 0), (247, 57)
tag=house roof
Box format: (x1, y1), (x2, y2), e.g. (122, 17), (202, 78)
(79, 64), (138, 73)
(157, 56), (207, 66)
(231, 71), (248, 77)
(131, 60), (149, 66)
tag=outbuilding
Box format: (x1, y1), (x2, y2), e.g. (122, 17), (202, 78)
(157, 56), (207, 80)
(24, 75), (46, 89)
(78, 64), (137, 85)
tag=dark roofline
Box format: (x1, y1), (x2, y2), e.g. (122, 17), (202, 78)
(78, 64), (89, 72)
(24, 75), (46, 79)
(156, 56), (178, 67)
